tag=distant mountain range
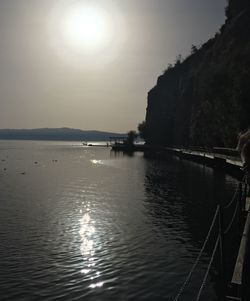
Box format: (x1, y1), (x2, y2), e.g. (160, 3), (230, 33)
(0, 128), (127, 141)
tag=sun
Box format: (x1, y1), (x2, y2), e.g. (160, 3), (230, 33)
(49, 1), (125, 67)
(61, 3), (112, 50)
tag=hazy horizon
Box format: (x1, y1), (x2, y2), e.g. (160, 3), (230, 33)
(0, 127), (126, 134)
(0, 0), (226, 132)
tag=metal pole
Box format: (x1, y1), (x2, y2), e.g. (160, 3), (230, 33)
(243, 181), (247, 211)
(239, 182), (243, 210)
(239, 182), (244, 235)
(219, 205), (225, 289)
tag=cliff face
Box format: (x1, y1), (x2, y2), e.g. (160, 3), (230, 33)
(144, 0), (250, 147)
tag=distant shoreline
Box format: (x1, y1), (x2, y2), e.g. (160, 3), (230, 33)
(0, 138), (111, 142)
(0, 128), (126, 142)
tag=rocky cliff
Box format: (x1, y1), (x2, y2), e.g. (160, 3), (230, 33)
(143, 0), (250, 148)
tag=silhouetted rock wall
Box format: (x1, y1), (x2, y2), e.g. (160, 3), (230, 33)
(145, 0), (250, 147)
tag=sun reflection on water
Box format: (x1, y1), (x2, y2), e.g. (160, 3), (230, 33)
(90, 159), (103, 165)
(79, 209), (103, 289)
(79, 213), (95, 257)
(89, 282), (104, 289)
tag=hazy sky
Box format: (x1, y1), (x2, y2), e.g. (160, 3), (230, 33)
(0, 0), (226, 133)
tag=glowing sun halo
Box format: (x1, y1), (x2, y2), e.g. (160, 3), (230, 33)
(62, 4), (112, 50)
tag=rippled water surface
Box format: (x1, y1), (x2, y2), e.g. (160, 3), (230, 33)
(0, 141), (238, 300)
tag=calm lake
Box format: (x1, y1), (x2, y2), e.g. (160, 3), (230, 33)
(0, 140), (239, 301)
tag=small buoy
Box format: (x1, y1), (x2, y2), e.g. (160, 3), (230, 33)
(21, 172), (26, 175)
(3, 168), (6, 171)
(34, 162), (38, 164)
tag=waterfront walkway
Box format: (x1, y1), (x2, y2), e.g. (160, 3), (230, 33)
(112, 144), (250, 300)
(169, 149), (249, 300)
(112, 144), (243, 177)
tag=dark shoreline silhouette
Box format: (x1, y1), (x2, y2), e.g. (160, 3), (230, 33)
(0, 128), (125, 141)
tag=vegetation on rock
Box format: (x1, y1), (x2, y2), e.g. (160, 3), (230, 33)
(141, 0), (250, 148)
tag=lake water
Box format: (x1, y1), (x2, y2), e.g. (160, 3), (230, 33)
(0, 140), (239, 301)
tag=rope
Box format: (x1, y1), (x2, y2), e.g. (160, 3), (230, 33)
(223, 172), (247, 210)
(172, 175), (247, 300)
(242, 173), (247, 184)
(173, 206), (220, 301)
(223, 184), (239, 210)
(224, 201), (239, 235)
(195, 235), (220, 301)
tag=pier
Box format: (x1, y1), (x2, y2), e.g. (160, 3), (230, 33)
(112, 144), (243, 178)
(112, 144), (250, 300)
(171, 175), (249, 301)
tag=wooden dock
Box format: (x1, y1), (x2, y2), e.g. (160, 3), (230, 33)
(165, 148), (250, 300)
(112, 144), (244, 178)
(231, 211), (250, 285)
(113, 144), (250, 299)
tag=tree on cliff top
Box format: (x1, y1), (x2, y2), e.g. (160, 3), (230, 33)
(125, 131), (137, 146)
(138, 121), (148, 141)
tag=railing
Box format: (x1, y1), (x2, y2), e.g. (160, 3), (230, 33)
(172, 175), (248, 301)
